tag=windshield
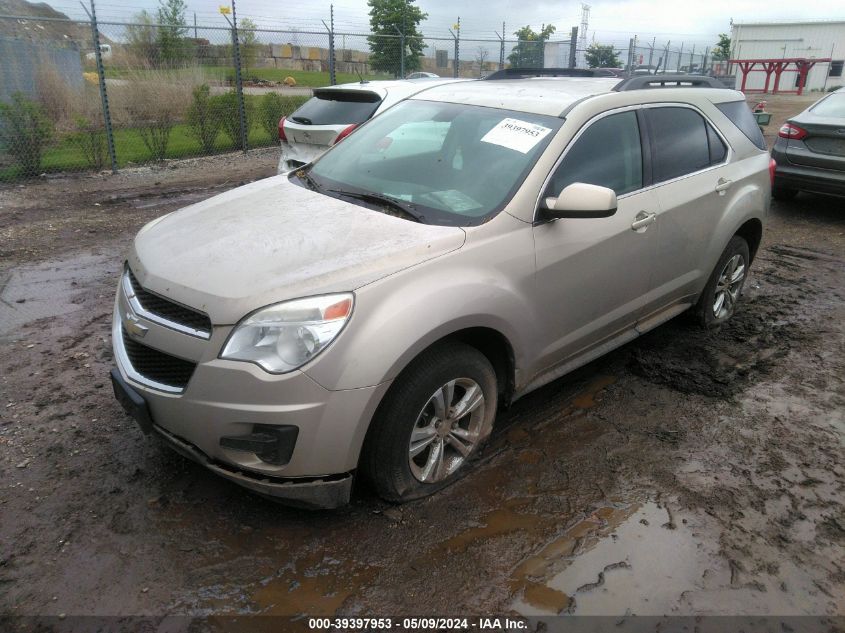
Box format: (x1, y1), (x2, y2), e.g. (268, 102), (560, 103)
(301, 100), (563, 226)
(810, 93), (845, 118)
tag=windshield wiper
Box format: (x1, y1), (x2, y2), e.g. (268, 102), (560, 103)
(327, 189), (425, 223)
(294, 168), (321, 192)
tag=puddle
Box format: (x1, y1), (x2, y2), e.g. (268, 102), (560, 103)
(572, 375), (616, 409)
(251, 551), (379, 616)
(0, 253), (117, 336)
(510, 499), (843, 616)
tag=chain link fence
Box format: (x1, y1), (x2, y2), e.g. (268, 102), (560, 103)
(0, 16), (319, 181)
(2, 12), (808, 182)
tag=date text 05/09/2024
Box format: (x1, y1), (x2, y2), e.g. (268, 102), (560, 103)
(307, 617), (528, 631)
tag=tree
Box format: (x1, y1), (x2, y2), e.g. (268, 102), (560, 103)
(475, 46), (489, 77)
(156, 0), (190, 66)
(712, 33), (731, 61)
(508, 24), (555, 68)
(125, 10), (158, 66)
(585, 43), (621, 68)
(367, 0), (428, 77)
(238, 18), (260, 72)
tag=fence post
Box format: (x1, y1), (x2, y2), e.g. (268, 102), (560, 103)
(84, 0), (117, 173)
(393, 26), (405, 78)
(647, 37), (655, 73)
(329, 5), (336, 85)
(229, 0), (248, 153)
(323, 7), (336, 85)
(500, 22), (505, 70)
(568, 26), (578, 68)
(454, 17), (460, 77)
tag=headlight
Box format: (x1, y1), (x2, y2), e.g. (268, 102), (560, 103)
(220, 293), (353, 373)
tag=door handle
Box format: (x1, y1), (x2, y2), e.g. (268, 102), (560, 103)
(715, 177), (733, 194)
(631, 211), (656, 231)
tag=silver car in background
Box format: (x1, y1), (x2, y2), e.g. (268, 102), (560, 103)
(278, 78), (462, 174)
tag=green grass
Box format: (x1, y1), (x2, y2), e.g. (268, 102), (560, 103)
(0, 95), (310, 181)
(102, 65), (388, 87)
(226, 67), (388, 86)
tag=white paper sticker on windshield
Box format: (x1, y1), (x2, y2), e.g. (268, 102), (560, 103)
(480, 118), (553, 154)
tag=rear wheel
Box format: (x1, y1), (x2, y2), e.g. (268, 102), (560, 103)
(361, 342), (497, 503)
(693, 235), (750, 329)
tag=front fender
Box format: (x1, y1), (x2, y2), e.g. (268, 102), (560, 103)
(303, 217), (537, 392)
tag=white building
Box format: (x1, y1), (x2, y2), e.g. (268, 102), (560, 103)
(730, 20), (844, 92)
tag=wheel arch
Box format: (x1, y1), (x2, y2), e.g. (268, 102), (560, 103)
(734, 217), (763, 263)
(355, 326), (516, 471)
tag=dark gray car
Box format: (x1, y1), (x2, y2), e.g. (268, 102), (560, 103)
(771, 87), (845, 199)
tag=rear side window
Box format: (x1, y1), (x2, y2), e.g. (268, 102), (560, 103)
(289, 90), (381, 126)
(545, 111), (643, 197)
(810, 93), (845, 117)
(715, 100), (767, 150)
(646, 107), (711, 182)
(707, 124), (727, 164)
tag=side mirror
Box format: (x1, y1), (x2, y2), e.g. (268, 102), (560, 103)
(542, 183), (618, 219)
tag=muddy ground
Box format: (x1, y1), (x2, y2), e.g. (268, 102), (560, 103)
(0, 96), (843, 626)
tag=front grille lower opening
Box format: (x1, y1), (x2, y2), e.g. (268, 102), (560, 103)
(122, 329), (197, 390)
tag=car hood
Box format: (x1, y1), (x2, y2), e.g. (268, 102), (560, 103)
(128, 175), (466, 325)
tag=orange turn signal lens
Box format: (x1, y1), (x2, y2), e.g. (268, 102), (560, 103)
(323, 297), (353, 320)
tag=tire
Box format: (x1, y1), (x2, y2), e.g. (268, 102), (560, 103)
(693, 235), (751, 329)
(772, 185), (798, 201)
(361, 342), (498, 503)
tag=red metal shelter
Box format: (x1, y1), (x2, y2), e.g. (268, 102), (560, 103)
(729, 58), (832, 95)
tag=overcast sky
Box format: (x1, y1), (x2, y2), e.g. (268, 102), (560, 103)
(49, 0), (845, 48)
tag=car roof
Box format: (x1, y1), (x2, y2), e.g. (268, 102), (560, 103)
(411, 77), (622, 117)
(412, 76), (744, 117)
(317, 78), (467, 101)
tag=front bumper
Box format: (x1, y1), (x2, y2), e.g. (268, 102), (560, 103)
(111, 366), (352, 509)
(110, 276), (391, 508)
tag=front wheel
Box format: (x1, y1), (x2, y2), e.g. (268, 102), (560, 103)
(361, 342), (498, 503)
(693, 235), (750, 329)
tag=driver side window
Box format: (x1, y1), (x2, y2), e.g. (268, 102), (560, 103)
(545, 110), (643, 198)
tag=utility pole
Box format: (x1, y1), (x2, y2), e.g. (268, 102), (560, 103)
(193, 11), (197, 39)
(568, 26), (578, 68)
(578, 4), (590, 68)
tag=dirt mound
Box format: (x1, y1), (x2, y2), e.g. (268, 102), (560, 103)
(0, 0), (90, 44)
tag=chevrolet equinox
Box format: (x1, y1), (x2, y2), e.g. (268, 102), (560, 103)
(110, 72), (771, 509)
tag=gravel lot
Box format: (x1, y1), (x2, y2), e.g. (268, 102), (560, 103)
(0, 96), (843, 625)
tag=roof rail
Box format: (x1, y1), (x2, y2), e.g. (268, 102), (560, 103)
(484, 67), (600, 80)
(613, 74), (727, 91)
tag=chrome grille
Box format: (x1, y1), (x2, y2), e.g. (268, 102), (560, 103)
(121, 329), (197, 391)
(125, 267), (211, 338)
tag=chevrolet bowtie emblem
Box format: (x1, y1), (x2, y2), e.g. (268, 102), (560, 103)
(123, 313), (148, 338)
